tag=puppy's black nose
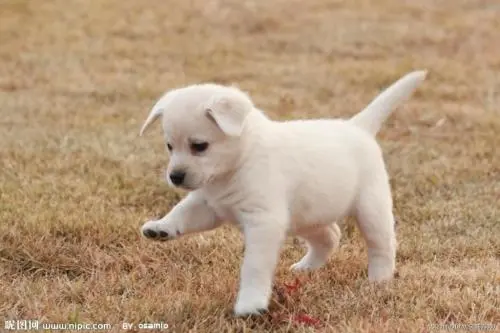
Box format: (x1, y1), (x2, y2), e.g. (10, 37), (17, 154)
(169, 170), (186, 185)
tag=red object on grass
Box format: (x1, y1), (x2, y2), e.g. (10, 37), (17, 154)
(273, 277), (322, 328)
(292, 314), (322, 328)
(283, 277), (301, 293)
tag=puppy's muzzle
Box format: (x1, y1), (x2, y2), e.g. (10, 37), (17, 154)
(169, 170), (186, 186)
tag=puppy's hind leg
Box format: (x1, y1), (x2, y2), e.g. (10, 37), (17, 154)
(290, 224), (341, 271)
(355, 174), (397, 282)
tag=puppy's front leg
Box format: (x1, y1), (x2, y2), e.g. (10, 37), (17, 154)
(234, 211), (287, 316)
(141, 191), (221, 241)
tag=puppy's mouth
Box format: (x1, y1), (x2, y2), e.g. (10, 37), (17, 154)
(175, 183), (199, 191)
(179, 185), (196, 191)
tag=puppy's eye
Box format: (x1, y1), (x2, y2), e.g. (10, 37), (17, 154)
(190, 142), (209, 154)
(166, 143), (173, 151)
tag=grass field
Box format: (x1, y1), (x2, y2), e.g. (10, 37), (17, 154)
(1, 0), (499, 332)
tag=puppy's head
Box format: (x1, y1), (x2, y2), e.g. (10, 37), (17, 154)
(140, 84), (254, 190)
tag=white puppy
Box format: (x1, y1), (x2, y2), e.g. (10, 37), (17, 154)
(139, 70), (427, 316)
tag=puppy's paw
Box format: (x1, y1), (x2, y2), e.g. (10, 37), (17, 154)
(234, 303), (268, 317)
(290, 261), (313, 271)
(140, 220), (179, 242)
(290, 257), (325, 271)
(234, 293), (269, 317)
(368, 265), (394, 282)
(367, 251), (395, 282)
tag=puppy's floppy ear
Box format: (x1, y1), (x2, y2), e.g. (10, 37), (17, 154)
(139, 89), (178, 136)
(140, 105), (162, 137)
(205, 88), (254, 137)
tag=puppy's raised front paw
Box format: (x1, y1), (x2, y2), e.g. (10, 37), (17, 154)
(140, 220), (178, 242)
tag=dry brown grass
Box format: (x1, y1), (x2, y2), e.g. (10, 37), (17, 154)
(1, 0), (499, 332)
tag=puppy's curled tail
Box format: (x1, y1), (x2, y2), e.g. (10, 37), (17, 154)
(349, 70), (427, 136)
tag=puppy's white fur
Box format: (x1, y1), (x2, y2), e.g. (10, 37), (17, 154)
(139, 70), (427, 316)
